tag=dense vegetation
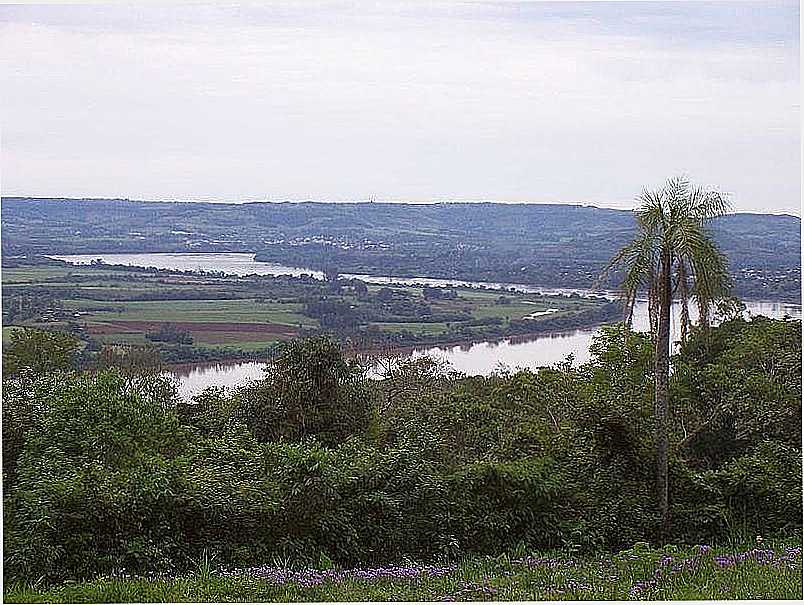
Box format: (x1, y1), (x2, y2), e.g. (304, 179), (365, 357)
(1, 255), (619, 363)
(3, 316), (800, 595)
(2, 197), (800, 301)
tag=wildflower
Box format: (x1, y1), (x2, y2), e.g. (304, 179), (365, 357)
(226, 562), (457, 587)
(513, 556), (575, 568)
(628, 579), (658, 597)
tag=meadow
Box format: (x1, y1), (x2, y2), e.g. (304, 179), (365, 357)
(5, 542), (801, 602)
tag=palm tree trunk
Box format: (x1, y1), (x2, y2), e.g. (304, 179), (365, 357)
(654, 249), (672, 530)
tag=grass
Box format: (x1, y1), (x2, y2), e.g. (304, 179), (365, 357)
(473, 302), (552, 320)
(94, 332), (149, 345)
(371, 321), (450, 335)
(201, 340), (285, 352)
(1, 266), (78, 283)
(63, 299), (316, 327)
(191, 331), (285, 345)
(4, 542), (801, 603)
(1, 266), (133, 284)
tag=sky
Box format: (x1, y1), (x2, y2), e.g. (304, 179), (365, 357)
(0, 1), (800, 213)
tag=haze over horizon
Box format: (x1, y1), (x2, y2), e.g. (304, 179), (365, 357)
(2, 195), (801, 218)
(1, 1), (800, 214)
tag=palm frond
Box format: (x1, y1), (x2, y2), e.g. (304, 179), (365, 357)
(605, 177), (733, 336)
(688, 236), (731, 327)
(675, 258), (691, 342)
(599, 231), (657, 326)
(691, 188), (731, 221)
(635, 188), (665, 233)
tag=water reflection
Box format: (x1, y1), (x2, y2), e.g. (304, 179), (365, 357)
(51, 252), (325, 279)
(169, 298), (800, 400)
(407, 300), (801, 377)
(409, 329), (594, 375)
(170, 361), (267, 401)
(49, 252), (801, 397)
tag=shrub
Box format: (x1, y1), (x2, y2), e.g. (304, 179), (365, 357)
(258, 439), (452, 565)
(3, 371), (188, 580)
(448, 457), (568, 553)
(2, 328), (80, 377)
(237, 337), (376, 446)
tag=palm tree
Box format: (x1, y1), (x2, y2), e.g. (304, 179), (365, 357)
(603, 176), (732, 527)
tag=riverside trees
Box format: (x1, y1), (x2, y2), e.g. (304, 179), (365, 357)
(2, 317), (800, 582)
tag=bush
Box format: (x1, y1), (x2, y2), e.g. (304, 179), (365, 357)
(145, 323), (193, 345)
(260, 440), (452, 565)
(237, 337), (376, 446)
(2, 323), (800, 583)
(174, 426), (281, 566)
(713, 441), (802, 537)
(448, 457), (568, 553)
(3, 371), (187, 580)
(2, 328), (80, 377)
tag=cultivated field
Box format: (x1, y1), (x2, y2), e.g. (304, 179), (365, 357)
(2, 258), (617, 360)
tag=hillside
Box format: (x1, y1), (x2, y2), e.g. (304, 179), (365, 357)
(1, 197), (800, 301)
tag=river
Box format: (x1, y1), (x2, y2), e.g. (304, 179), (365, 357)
(52, 252), (802, 399)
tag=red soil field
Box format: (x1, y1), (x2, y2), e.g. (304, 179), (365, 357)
(85, 320), (298, 338)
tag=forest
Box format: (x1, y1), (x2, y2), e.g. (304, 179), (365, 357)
(2, 315), (801, 600)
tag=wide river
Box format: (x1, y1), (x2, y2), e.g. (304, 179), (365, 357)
(53, 252), (802, 399)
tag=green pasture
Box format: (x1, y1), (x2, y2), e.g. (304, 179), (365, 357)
(62, 299), (316, 327)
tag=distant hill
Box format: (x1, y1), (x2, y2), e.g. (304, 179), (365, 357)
(1, 197), (800, 301)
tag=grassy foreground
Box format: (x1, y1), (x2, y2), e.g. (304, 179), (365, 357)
(5, 542), (801, 603)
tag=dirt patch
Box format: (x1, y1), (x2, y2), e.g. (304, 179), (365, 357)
(86, 320), (298, 338)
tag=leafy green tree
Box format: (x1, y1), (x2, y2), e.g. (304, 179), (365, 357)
(603, 177), (732, 526)
(96, 344), (164, 374)
(239, 336), (375, 446)
(672, 316), (802, 465)
(2, 328), (80, 377)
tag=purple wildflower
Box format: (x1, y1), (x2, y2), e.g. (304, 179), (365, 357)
(628, 578), (658, 597)
(223, 562), (458, 587)
(513, 556), (576, 569)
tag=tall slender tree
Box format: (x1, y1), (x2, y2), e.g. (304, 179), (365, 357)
(602, 177), (732, 526)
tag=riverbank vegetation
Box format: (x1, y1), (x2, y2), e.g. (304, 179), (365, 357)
(1, 255), (619, 364)
(3, 315), (801, 600)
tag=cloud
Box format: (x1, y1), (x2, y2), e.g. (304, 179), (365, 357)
(0, 1), (799, 213)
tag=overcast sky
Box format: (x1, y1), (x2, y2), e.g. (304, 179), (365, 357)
(0, 1), (799, 213)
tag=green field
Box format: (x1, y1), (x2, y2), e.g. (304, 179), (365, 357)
(373, 321), (450, 335)
(63, 299), (315, 326)
(5, 542), (801, 603)
(2, 266), (99, 283)
(2, 258), (618, 360)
